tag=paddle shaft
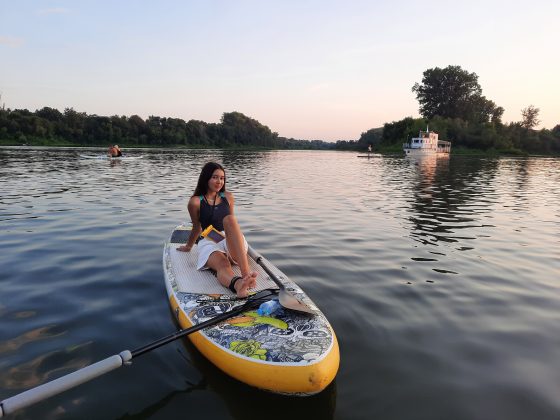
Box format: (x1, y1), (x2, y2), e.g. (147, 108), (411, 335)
(0, 291), (274, 417)
(131, 298), (257, 358)
(247, 246), (285, 290)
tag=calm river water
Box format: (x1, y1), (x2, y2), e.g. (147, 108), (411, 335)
(1, 147), (559, 420)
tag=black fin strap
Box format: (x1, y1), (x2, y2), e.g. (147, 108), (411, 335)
(228, 276), (242, 293)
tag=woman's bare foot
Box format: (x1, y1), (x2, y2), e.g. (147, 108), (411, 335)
(233, 272), (258, 297)
(247, 271), (258, 289)
(234, 276), (252, 298)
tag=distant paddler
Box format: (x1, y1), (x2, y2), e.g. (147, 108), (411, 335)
(107, 145), (123, 158)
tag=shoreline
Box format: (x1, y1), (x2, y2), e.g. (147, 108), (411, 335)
(1, 142), (557, 157)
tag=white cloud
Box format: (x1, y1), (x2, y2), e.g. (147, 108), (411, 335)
(0, 36), (24, 48)
(36, 8), (70, 15)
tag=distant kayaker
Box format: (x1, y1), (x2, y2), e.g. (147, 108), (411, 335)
(177, 162), (258, 297)
(107, 145), (122, 157)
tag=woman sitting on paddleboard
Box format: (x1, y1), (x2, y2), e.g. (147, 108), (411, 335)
(177, 162), (257, 297)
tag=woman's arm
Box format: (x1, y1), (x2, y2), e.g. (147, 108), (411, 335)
(177, 196), (201, 252)
(226, 191), (235, 215)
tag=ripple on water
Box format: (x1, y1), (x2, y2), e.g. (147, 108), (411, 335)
(1, 149), (560, 419)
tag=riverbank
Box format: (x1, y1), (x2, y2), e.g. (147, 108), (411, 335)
(3, 139), (559, 157)
(369, 144), (556, 157)
(0, 138), (276, 151)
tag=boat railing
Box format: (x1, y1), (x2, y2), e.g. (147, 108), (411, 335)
(403, 141), (438, 150)
(437, 140), (451, 153)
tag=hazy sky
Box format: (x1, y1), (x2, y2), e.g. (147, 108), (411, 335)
(1, 1), (558, 141)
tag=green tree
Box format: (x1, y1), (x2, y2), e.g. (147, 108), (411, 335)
(520, 105), (540, 129)
(63, 108), (87, 142)
(36, 107), (63, 122)
(412, 65), (502, 123)
(381, 117), (426, 145)
(219, 112), (275, 148)
(552, 124), (560, 138)
(357, 127), (383, 149)
(185, 120), (209, 146)
(128, 115), (147, 144)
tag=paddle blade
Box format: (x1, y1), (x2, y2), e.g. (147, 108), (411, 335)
(247, 245), (316, 314)
(278, 290), (315, 314)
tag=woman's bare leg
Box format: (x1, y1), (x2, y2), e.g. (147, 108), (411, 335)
(223, 215), (257, 288)
(206, 251), (251, 297)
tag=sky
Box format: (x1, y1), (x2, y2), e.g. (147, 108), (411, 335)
(1, 1), (559, 141)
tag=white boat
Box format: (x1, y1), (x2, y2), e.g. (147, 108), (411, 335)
(403, 129), (451, 156)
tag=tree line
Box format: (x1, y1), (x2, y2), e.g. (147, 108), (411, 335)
(2, 65), (559, 154)
(0, 107), (339, 150)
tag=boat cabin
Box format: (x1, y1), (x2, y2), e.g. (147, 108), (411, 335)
(403, 130), (451, 154)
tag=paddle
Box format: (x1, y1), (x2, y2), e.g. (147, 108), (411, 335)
(0, 289), (278, 417)
(247, 246), (315, 314)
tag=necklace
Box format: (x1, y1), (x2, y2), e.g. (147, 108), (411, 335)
(205, 192), (219, 226)
(205, 193), (218, 203)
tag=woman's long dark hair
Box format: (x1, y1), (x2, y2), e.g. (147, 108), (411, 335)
(192, 162), (226, 197)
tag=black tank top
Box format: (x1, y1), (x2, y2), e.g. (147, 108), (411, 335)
(199, 193), (231, 231)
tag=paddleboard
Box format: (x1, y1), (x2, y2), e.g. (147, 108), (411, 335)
(162, 224), (339, 395)
(79, 154), (144, 160)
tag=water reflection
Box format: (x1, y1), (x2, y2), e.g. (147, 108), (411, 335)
(110, 337), (336, 420)
(219, 151), (274, 207)
(0, 324), (62, 355)
(0, 342), (92, 390)
(177, 338), (336, 420)
(406, 155), (499, 247)
(2, 147), (560, 420)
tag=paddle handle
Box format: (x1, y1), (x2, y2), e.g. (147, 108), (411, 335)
(247, 246), (284, 290)
(0, 351), (132, 417)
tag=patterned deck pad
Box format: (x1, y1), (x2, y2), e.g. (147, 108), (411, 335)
(174, 290), (331, 365)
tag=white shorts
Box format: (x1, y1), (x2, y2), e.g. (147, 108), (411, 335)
(196, 234), (248, 270)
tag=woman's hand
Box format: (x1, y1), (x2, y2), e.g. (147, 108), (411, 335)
(177, 244), (192, 252)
